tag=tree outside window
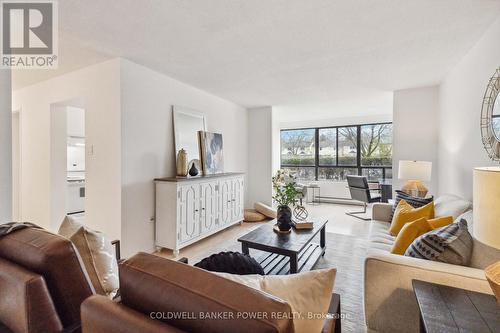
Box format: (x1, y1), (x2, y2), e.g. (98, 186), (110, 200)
(280, 129), (315, 166)
(360, 124), (392, 166)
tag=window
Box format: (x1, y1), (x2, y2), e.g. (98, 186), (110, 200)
(280, 123), (393, 181)
(318, 128), (336, 165)
(280, 129), (315, 166)
(360, 124), (392, 166)
(282, 167), (316, 181)
(361, 168), (383, 181)
(318, 167), (357, 181)
(338, 127), (357, 166)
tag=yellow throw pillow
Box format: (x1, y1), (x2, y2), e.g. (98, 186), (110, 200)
(391, 218), (431, 255)
(390, 215), (454, 255)
(427, 216), (453, 229)
(389, 200), (435, 236)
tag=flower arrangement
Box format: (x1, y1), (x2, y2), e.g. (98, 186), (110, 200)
(272, 169), (299, 207)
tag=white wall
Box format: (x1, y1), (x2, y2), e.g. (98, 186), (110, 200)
(0, 70), (12, 222)
(277, 113), (393, 130)
(393, 86), (439, 194)
(12, 59), (122, 240)
(271, 109), (281, 175)
(12, 112), (20, 220)
(247, 107), (273, 207)
(67, 106), (85, 137)
(438, 16), (500, 201)
(120, 59), (248, 257)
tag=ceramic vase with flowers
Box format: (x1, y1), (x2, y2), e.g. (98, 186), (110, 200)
(272, 169), (299, 232)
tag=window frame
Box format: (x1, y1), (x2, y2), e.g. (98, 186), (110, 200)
(280, 122), (393, 181)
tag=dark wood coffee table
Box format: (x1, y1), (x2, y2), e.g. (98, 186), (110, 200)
(238, 218), (327, 275)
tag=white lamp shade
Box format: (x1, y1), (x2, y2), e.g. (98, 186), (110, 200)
(473, 167), (500, 249)
(398, 160), (432, 181)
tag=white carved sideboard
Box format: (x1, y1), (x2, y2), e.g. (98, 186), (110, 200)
(154, 173), (245, 255)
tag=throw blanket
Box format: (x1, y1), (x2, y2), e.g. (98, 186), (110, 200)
(0, 222), (42, 237)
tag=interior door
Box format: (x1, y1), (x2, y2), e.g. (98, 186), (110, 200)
(200, 182), (217, 233)
(178, 184), (200, 243)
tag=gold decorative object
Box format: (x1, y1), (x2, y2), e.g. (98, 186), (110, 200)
(176, 149), (188, 177)
(401, 181), (429, 198)
(485, 261), (500, 304)
(398, 160), (432, 198)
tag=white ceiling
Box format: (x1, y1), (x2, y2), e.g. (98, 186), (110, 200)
(12, 0), (500, 118)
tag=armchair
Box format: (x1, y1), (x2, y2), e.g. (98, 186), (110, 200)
(346, 175), (381, 220)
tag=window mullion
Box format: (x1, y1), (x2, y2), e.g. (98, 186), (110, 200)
(336, 127), (339, 166)
(357, 126), (361, 175)
(315, 128), (319, 181)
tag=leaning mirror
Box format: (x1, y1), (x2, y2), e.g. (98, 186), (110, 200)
(172, 106), (207, 167)
(481, 67), (500, 161)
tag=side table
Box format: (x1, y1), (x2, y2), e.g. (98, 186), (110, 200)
(412, 280), (500, 333)
(306, 185), (320, 205)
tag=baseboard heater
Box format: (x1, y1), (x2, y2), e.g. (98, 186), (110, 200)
(314, 196), (364, 206)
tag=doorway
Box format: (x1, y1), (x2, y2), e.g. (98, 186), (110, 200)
(66, 106), (86, 216)
(50, 100), (86, 229)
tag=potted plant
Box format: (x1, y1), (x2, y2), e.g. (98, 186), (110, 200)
(272, 169), (299, 232)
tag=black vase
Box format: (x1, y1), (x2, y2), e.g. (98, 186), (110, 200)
(189, 163), (199, 177)
(276, 205), (292, 231)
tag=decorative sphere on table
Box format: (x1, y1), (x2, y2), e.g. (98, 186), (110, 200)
(293, 205), (308, 221)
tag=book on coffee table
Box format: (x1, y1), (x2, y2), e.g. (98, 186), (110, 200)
(292, 220), (314, 230)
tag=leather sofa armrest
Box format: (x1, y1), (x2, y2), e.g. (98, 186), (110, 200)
(0, 258), (63, 333)
(371, 203), (392, 222)
(81, 295), (186, 333)
(322, 293), (341, 333)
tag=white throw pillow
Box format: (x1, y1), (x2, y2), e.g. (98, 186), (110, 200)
(217, 268), (336, 333)
(254, 202), (277, 219)
(58, 216), (119, 298)
(434, 194), (471, 220)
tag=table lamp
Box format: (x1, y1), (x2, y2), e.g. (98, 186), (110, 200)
(398, 160), (432, 198)
(473, 167), (500, 303)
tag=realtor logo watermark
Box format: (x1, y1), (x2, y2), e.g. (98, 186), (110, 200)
(1, 0), (58, 68)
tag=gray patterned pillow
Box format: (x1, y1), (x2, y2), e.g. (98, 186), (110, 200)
(404, 219), (473, 266)
(390, 190), (434, 221)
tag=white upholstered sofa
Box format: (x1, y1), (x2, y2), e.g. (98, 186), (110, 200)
(363, 195), (500, 333)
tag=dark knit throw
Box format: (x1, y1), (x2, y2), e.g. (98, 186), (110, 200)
(0, 222), (42, 237)
(194, 251), (264, 275)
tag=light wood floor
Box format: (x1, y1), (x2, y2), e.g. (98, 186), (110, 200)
(155, 202), (374, 263)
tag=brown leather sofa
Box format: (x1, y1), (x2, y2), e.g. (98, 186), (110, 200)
(0, 228), (95, 333)
(82, 252), (340, 333)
